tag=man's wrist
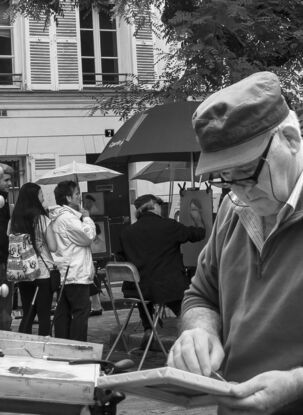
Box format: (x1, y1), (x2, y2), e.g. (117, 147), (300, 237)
(181, 307), (221, 336)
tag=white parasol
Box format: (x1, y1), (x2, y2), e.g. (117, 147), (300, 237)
(35, 161), (122, 185)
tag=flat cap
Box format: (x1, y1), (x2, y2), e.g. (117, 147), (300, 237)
(192, 71), (289, 174)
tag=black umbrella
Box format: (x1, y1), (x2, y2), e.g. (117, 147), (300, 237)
(96, 101), (202, 185)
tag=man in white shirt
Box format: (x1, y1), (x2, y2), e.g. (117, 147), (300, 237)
(50, 181), (96, 341)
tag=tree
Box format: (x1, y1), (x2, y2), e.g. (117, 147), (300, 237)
(11, 0), (303, 118)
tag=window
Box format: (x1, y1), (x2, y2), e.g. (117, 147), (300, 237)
(80, 6), (119, 85)
(0, 4), (14, 85)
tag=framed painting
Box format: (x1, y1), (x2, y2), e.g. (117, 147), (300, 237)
(179, 189), (213, 267)
(82, 192), (105, 216)
(90, 215), (111, 260)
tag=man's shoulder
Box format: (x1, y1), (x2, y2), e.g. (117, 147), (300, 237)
(52, 206), (80, 224)
(121, 222), (136, 235)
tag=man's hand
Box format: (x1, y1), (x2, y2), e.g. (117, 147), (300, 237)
(80, 208), (90, 218)
(167, 327), (224, 376)
(215, 370), (301, 414)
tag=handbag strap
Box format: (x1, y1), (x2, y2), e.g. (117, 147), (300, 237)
(39, 253), (51, 272)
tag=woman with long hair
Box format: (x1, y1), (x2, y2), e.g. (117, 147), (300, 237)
(10, 182), (57, 335)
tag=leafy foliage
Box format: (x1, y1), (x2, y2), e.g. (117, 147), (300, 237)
(11, 0), (303, 118)
(10, 0), (112, 23)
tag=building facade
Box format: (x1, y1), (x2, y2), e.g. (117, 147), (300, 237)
(0, 2), (157, 212)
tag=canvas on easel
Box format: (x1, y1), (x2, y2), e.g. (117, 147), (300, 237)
(90, 215), (111, 260)
(179, 189), (213, 268)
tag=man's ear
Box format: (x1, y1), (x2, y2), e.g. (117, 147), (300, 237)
(281, 125), (302, 155)
(66, 195), (71, 204)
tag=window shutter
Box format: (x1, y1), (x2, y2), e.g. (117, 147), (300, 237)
(135, 12), (155, 84)
(30, 154), (59, 207)
(25, 18), (53, 89)
(55, 5), (81, 89)
(25, 5), (80, 91)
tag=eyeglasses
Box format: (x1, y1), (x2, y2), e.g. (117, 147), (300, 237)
(208, 132), (275, 189)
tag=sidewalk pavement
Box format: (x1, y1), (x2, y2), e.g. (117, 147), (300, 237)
(88, 285), (179, 368)
(91, 287), (217, 414)
(10, 287), (217, 415)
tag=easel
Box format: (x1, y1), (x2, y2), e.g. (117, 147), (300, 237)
(0, 330), (125, 415)
(91, 216), (123, 338)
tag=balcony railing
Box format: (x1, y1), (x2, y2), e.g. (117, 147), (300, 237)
(82, 72), (153, 87)
(0, 73), (22, 87)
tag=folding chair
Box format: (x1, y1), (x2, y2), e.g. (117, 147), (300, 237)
(105, 261), (168, 370)
(94, 264), (123, 336)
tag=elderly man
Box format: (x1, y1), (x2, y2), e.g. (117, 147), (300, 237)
(0, 163), (14, 330)
(118, 194), (205, 348)
(167, 72), (303, 414)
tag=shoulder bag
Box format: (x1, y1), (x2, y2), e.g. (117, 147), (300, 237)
(7, 233), (41, 282)
(39, 255), (61, 293)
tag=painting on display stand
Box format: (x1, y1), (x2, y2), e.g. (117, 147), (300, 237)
(90, 215), (111, 260)
(82, 192), (105, 216)
(179, 189), (213, 268)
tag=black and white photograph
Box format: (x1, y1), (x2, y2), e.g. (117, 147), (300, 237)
(1, 1), (303, 414)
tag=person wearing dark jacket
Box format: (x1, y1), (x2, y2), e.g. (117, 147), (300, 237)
(0, 163), (14, 330)
(118, 194), (205, 347)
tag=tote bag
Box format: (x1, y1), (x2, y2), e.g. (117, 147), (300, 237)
(7, 233), (41, 282)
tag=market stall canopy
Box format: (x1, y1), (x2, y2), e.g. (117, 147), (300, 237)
(35, 161), (122, 185)
(96, 101), (202, 168)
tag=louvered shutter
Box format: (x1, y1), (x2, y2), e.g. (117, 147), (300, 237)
(25, 18), (53, 89)
(30, 154), (59, 207)
(135, 12), (155, 84)
(56, 5), (81, 89)
(25, 5), (80, 91)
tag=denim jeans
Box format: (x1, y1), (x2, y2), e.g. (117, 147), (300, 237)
(54, 284), (90, 341)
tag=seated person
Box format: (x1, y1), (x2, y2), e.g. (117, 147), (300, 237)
(117, 194), (205, 348)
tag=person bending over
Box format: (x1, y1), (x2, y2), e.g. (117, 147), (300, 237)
(168, 71), (303, 414)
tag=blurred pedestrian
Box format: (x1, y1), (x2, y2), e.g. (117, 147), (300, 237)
(10, 182), (57, 335)
(0, 163), (14, 330)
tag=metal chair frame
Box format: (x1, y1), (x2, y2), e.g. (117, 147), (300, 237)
(105, 262), (168, 370)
